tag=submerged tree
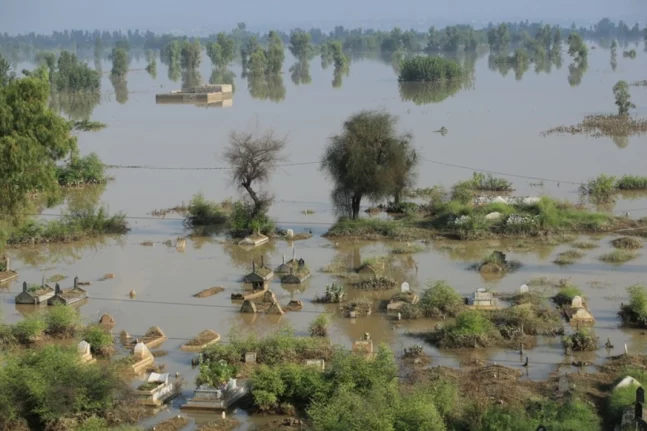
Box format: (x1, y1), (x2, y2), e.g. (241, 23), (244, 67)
(55, 51), (101, 93)
(567, 33), (588, 62)
(488, 23), (510, 54)
(266, 31), (285, 74)
(321, 111), (417, 219)
(613, 80), (635, 115)
(145, 49), (157, 78)
(181, 40), (201, 70)
(207, 33), (235, 69)
(290, 59), (311, 85)
(223, 124), (288, 217)
(110, 47), (128, 80)
(0, 53), (14, 87)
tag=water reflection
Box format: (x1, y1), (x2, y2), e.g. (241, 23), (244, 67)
(289, 60), (311, 85)
(247, 74), (285, 102)
(9, 238), (114, 267)
(399, 81), (464, 105)
(110, 76), (128, 104)
(612, 135), (629, 149)
(65, 184), (107, 212)
(222, 241), (277, 270)
(50, 91), (101, 121)
(167, 62), (180, 82)
(332, 66), (349, 88)
(209, 67), (236, 93)
(568, 59), (588, 87)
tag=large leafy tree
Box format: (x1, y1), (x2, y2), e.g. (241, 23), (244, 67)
(289, 30), (312, 60)
(321, 111), (418, 219)
(0, 76), (77, 212)
(110, 47), (128, 80)
(613, 80), (635, 116)
(266, 31), (285, 74)
(0, 53), (14, 88)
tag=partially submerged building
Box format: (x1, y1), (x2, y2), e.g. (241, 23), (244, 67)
(238, 232), (269, 248)
(281, 267), (311, 284)
(15, 281), (55, 305)
(564, 295), (595, 324)
(181, 378), (247, 412)
(135, 372), (177, 407)
(47, 277), (88, 306)
(466, 288), (500, 309)
(0, 255), (18, 284)
(155, 84), (233, 106)
(242, 258), (273, 290)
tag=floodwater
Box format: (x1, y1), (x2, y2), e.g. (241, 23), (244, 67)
(3, 42), (647, 429)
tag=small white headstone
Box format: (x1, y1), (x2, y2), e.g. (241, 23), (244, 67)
(134, 341), (152, 360)
(400, 282), (410, 293)
(245, 352), (257, 363)
(286, 229), (294, 239)
(571, 295), (583, 308)
(226, 378), (237, 391)
(78, 340), (91, 355)
(519, 284), (529, 294)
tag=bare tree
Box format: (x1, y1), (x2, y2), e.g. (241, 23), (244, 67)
(223, 125), (287, 216)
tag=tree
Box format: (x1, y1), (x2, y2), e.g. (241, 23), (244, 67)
(567, 33), (588, 62)
(207, 33), (235, 69)
(181, 40), (201, 69)
(0, 53), (14, 87)
(289, 30), (312, 60)
(0, 76), (77, 212)
(488, 24), (510, 53)
(398, 56), (463, 82)
(613, 80), (635, 115)
(266, 31), (285, 74)
(321, 111), (417, 219)
(55, 51), (101, 93)
(110, 47), (128, 80)
(223, 125), (287, 217)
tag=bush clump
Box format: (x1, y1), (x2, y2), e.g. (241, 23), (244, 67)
(552, 285), (583, 307)
(431, 310), (502, 348)
(228, 201), (274, 238)
(470, 172), (513, 192)
(6, 207), (128, 246)
(82, 325), (115, 356)
(611, 236), (643, 249)
(571, 241), (598, 249)
(599, 249), (638, 264)
(309, 315), (329, 337)
(43, 305), (80, 337)
(563, 329), (598, 351)
(184, 193), (228, 228)
(615, 175), (647, 190)
(419, 280), (464, 318)
(313, 283), (346, 303)
(619, 284), (647, 328)
(398, 56), (463, 82)
(57, 153), (107, 186)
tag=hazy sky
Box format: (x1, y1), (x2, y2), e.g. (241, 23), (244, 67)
(2, 0), (645, 34)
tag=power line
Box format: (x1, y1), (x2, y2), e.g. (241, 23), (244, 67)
(104, 161), (319, 170)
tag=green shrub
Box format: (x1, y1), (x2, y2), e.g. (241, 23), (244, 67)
(571, 241), (598, 249)
(44, 305), (80, 337)
(398, 56), (463, 82)
(581, 174), (616, 202)
(11, 314), (46, 344)
(0, 345), (127, 428)
(434, 310), (502, 348)
(228, 201), (274, 238)
(419, 280), (464, 317)
(309, 314), (329, 337)
(450, 180), (474, 204)
(82, 325), (114, 356)
(563, 329), (598, 351)
(553, 249), (585, 265)
(196, 359), (238, 387)
(470, 172), (513, 192)
(385, 201), (419, 215)
(627, 285), (647, 318)
(552, 285), (583, 307)
(615, 175), (647, 190)
(57, 153), (106, 186)
(185, 193), (228, 227)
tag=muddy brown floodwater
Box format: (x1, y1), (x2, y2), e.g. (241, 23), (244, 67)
(4, 41), (647, 429)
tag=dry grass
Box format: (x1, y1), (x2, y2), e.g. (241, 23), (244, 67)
(542, 114), (647, 138)
(599, 250), (639, 264)
(553, 249), (585, 265)
(571, 241), (598, 249)
(611, 236), (643, 249)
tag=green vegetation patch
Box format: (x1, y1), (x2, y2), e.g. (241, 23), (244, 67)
(552, 284), (583, 307)
(398, 56), (463, 82)
(553, 249), (585, 265)
(618, 284), (647, 328)
(563, 329), (598, 352)
(427, 310), (503, 349)
(599, 249), (639, 264)
(571, 240), (598, 249)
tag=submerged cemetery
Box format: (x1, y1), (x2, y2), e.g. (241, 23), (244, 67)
(0, 9), (647, 431)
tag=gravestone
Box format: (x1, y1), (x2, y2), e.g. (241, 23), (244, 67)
(558, 375), (569, 394)
(401, 282), (410, 293)
(304, 359), (325, 370)
(99, 314), (116, 327)
(134, 342), (152, 360)
(240, 300), (257, 313)
(353, 340), (374, 354)
(267, 301), (285, 315)
(286, 229), (294, 239)
(519, 284), (529, 294)
(226, 378), (237, 391)
(245, 352), (257, 363)
(263, 290), (277, 303)
(638, 386), (645, 404)
(349, 311), (357, 318)
(571, 296), (583, 308)
(78, 340), (91, 356)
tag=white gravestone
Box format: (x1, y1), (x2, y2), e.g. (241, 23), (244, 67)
(401, 282), (410, 293)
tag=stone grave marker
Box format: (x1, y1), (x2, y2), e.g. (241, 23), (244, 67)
(638, 386), (645, 404)
(401, 282), (410, 293)
(134, 341), (153, 360)
(519, 284), (529, 294)
(558, 375), (569, 394)
(267, 301), (285, 315)
(304, 359), (325, 370)
(240, 300), (257, 313)
(245, 352), (256, 363)
(78, 340), (91, 356)
(263, 290), (276, 303)
(570, 296), (583, 308)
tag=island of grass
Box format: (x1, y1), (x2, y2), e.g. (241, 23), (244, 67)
(398, 56), (463, 82)
(325, 196), (645, 241)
